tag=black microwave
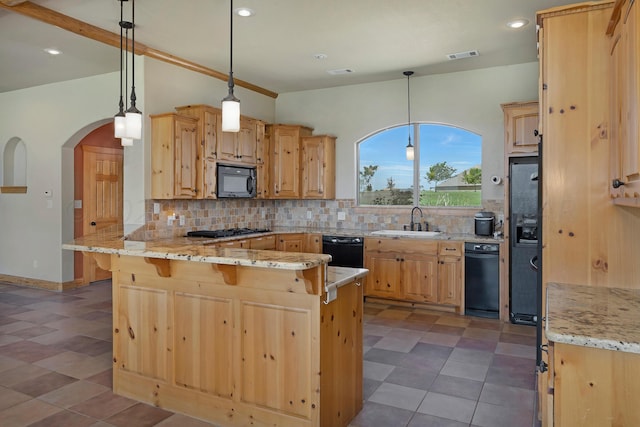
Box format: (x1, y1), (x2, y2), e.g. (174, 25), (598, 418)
(217, 164), (257, 198)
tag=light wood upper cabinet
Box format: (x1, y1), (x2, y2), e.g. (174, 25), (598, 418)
(268, 124), (313, 199)
(609, 0), (640, 204)
(502, 101), (539, 155)
(174, 104), (219, 199)
(301, 135), (336, 199)
(216, 116), (260, 165)
(151, 113), (198, 199)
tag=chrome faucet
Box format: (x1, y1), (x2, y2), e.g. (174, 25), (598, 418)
(410, 206), (424, 231)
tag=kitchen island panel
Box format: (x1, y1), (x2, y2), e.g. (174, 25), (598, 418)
(110, 254), (332, 427)
(174, 293), (233, 396)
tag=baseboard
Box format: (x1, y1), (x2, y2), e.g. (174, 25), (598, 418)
(0, 274), (85, 292)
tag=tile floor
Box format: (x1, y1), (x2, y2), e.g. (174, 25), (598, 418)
(0, 279), (540, 427)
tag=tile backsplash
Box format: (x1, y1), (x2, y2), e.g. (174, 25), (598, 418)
(136, 199), (503, 240)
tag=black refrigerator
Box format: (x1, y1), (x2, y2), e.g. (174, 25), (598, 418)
(509, 156), (539, 326)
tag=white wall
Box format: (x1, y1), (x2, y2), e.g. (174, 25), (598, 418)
(275, 62), (540, 200)
(0, 57), (276, 285)
(0, 73), (119, 283)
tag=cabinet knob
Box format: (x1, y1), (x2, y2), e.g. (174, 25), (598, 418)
(612, 178), (626, 188)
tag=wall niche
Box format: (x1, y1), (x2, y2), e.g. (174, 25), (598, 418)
(1, 137), (27, 193)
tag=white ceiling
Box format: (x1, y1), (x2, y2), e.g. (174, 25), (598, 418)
(0, 0), (600, 95)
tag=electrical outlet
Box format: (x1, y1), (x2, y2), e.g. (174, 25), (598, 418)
(337, 211), (346, 221)
(179, 215), (185, 226)
(307, 210), (313, 219)
(498, 214), (504, 224)
(153, 203), (160, 214)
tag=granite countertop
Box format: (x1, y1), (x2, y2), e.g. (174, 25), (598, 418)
(546, 282), (640, 354)
(62, 226), (331, 271)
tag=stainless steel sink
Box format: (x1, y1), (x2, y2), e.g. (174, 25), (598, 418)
(370, 230), (442, 237)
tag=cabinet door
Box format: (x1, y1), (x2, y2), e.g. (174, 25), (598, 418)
(174, 118), (198, 198)
(610, 25), (625, 198)
(272, 127), (301, 198)
(276, 234), (304, 252)
(237, 118), (257, 164)
(304, 233), (322, 254)
(216, 113), (239, 162)
(402, 253), (438, 303)
(202, 159), (217, 199)
(364, 252), (401, 299)
(437, 256), (462, 306)
(203, 109), (218, 159)
(621, 0), (640, 186)
(256, 128), (269, 198)
(502, 102), (539, 155)
(301, 135), (336, 199)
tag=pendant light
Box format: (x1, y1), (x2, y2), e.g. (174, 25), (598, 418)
(222, 0), (240, 132)
(113, 0), (126, 139)
(124, 0), (142, 140)
(404, 71), (414, 161)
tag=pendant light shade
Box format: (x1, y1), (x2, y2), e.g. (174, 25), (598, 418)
(120, 138), (134, 147)
(221, 0), (241, 132)
(404, 71), (414, 161)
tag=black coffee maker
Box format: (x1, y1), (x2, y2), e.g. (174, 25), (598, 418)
(474, 211), (495, 236)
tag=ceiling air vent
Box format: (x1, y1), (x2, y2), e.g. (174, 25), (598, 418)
(446, 50), (480, 60)
(327, 68), (354, 75)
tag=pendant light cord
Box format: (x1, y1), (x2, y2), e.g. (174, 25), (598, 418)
(129, 0), (137, 109)
(228, 0), (235, 91)
(118, 0), (124, 114)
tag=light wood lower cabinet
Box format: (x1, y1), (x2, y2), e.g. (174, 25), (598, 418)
(276, 233), (305, 252)
(364, 238), (463, 311)
(550, 342), (640, 426)
(112, 255), (362, 427)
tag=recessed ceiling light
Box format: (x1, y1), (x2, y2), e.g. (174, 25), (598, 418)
(507, 19), (529, 29)
(313, 53), (328, 60)
(234, 7), (254, 17)
(44, 48), (62, 55)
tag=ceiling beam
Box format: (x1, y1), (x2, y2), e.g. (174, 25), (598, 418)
(0, 1), (278, 99)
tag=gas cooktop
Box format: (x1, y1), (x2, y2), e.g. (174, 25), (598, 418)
(186, 228), (271, 239)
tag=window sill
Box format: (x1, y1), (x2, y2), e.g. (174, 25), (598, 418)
(0, 186), (27, 194)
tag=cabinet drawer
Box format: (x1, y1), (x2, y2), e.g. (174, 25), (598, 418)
(438, 242), (462, 257)
(249, 235), (276, 250)
(365, 237), (438, 254)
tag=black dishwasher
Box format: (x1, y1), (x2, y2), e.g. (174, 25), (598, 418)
(322, 235), (364, 268)
(464, 242), (499, 318)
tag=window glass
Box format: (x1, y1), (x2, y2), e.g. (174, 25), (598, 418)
(358, 123), (481, 207)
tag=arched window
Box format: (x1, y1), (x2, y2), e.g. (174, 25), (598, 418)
(357, 123), (481, 206)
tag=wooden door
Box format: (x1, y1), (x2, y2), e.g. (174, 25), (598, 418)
(402, 254), (438, 303)
(83, 145), (123, 283)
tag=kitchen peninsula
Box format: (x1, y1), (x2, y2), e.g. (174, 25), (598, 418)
(63, 227), (368, 427)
